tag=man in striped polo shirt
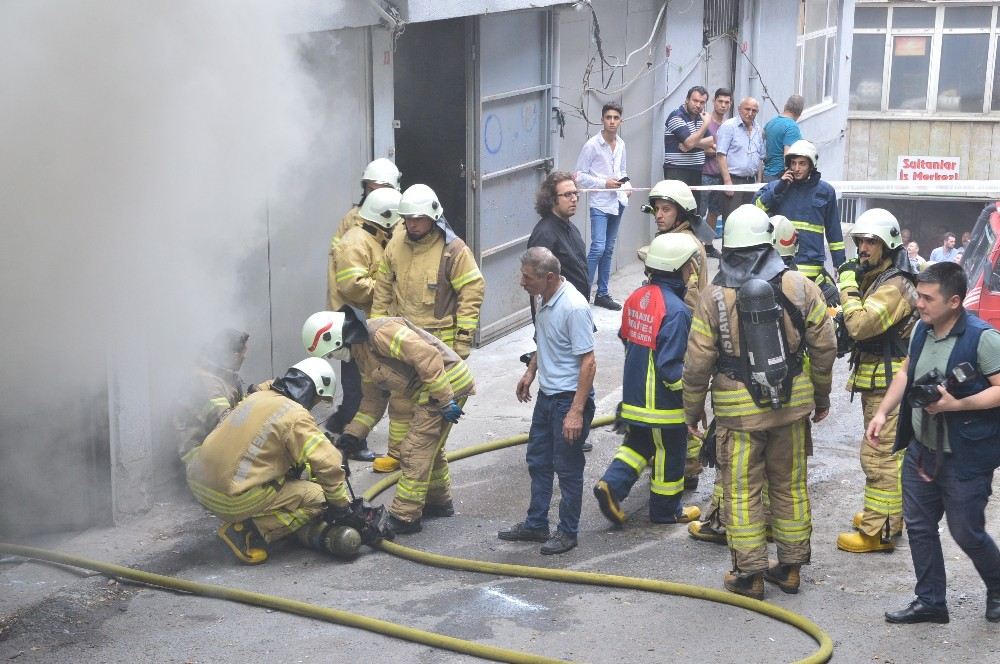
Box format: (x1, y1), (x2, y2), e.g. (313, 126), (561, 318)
(663, 86), (714, 207)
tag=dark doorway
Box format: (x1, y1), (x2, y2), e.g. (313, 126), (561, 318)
(393, 18), (469, 240)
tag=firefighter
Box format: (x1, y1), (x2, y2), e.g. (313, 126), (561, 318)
(186, 358), (389, 565)
(594, 233), (702, 525)
(303, 306), (476, 535)
(752, 140), (844, 304)
(369, 183), (485, 473)
(637, 179), (708, 491)
(328, 157), (401, 255)
(836, 208), (918, 553)
(683, 204), (836, 599)
(174, 328), (249, 467)
(325, 187), (403, 462)
(771, 215), (798, 268)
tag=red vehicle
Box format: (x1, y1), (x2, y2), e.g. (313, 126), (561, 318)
(961, 202), (1000, 329)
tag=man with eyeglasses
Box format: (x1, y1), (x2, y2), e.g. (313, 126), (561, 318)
(528, 171), (590, 300)
(716, 97), (764, 222)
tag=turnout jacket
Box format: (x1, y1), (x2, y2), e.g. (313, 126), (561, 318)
(841, 258), (917, 391)
(328, 222), (391, 314)
(175, 364), (243, 464)
(329, 206), (363, 253)
(619, 275), (690, 428)
(683, 269), (836, 431)
(637, 223), (708, 312)
(344, 317), (477, 440)
(371, 223), (485, 352)
(186, 390), (350, 511)
(753, 170), (845, 276)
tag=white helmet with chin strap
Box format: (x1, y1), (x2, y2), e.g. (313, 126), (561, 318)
(361, 158), (402, 190)
(302, 311), (350, 362)
(644, 232), (700, 272)
(723, 204), (774, 249)
(850, 208), (902, 251)
(398, 183), (443, 221)
(359, 187), (402, 230)
(784, 139), (818, 169)
(290, 357), (337, 399)
(642, 179), (697, 218)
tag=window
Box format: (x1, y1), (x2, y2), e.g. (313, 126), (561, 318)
(850, 3), (1000, 115)
(796, 0), (839, 110)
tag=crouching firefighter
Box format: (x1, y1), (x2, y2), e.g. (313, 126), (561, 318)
(186, 357), (391, 565)
(302, 306), (476, 535)
(683, 204), (836, 599)
(835, 208), (918, 553)
(593, 233), (702, 526)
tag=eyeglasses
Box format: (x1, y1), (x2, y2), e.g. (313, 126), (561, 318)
(557, 191), (580, 199)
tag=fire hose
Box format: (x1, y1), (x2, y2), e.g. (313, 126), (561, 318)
(0, 414), (833, 663)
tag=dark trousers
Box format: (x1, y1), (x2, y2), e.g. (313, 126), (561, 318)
(524, 391), (595, 536)
(663, 166), (703, 209)
(601, 426), (686, 522)
(902, 441), (1000, 608)
(325, 358), (362, 434)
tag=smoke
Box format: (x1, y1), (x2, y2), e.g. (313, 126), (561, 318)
(0, 1), (326, 531)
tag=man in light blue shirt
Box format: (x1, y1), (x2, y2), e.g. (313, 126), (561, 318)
(716, 97), (765, 220)
(929, 233), (959, 263)
(575, 101), (631, 311)
(499, 247), (597, 555)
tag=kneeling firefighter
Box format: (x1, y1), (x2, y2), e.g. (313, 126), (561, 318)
(593, 233), (702, 526)
(835, 208), (918, 553)
(302, 306), (476, 535)
(683, 204), (836, 599)
(186, 357), (391, 565)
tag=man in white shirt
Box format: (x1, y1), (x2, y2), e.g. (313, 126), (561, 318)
(575, 102), (631, 310)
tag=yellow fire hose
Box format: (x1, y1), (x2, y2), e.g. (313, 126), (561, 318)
(0, 414), (833, 663)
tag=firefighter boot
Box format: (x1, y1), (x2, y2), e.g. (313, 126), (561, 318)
(593, 480), (625, 526)
(217, 521), (268, 565)
(372, 455), (400, 473)
(837, 529), (895, 553)
(853, 511), (902, 538)
(724, 571), (765, 600)
(688, 520), (727, 544)
(764, 561), (801, 594)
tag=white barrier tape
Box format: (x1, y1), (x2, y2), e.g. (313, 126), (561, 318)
(578, 179), (1000, 197)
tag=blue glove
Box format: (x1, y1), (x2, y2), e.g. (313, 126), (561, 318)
(440, 400), (464, 424)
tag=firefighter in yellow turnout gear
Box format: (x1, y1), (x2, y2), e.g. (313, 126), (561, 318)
(186, 358), (363, 565)
(683, 204), (836, 599)
(369, 184), (484, 473)
(305, 306), (476, 535)
(593, 233), (702, 526)
(836, 208), (918, 553)
(637, 180), (709, 490)
(326, 157), (401, 257)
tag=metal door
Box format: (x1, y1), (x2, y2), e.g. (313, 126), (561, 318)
(473, 10), (553, 341)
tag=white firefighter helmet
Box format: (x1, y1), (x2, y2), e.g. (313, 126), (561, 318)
(784, 139), (818, 169)
(302, 311), (350, 362)
(358, 187), (402, 230)
(723, 204), (774, 249)
(397, 183), (443, 220)
(645, 179), (697, 215)
(850, 208), (902, 250)
(770, 215), (798, 257)
(361, 158), (401, 190)
(291, 357), (337, 399)
(644, 232), (700, 272)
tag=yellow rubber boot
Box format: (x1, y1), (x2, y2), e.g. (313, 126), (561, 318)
(852, 511), (864, 530)
(217, 521), (268, 565)
(372, 456), (400, 473)
(593, 480), (625, 526)
(836, 530), (894, 553)
(677, 505), (701, 523)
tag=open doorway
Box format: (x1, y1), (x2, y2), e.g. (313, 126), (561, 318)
(393, 18), (469, 240)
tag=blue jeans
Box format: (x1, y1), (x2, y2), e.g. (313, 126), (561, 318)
(902, 441), (1000, 608)
(524, 391), (595, 536)
(587, 203), (624, 298)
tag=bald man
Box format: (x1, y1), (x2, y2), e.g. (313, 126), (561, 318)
(715, 97), (764, 221)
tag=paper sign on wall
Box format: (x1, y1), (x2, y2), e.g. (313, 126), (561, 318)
(896, 156), (961, 181)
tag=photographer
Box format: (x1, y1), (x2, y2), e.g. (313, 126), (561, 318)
(866, 262), (1000, 625)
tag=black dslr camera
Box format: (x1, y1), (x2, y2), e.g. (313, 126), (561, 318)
(907, 362), (978, 409)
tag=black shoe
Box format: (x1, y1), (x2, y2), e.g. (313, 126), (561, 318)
(581, 442), (594, 452)
(593, 294), (622, 311)
(350, 446), (377, 462)
(885, 599), (949, 624)
(987, 589), (1000, 623)
(498, 522), (550, 543)
(387, 514), (422, 535)
(423, 501), (455, 518)
(684, 475), (700, 492)
(540, 531), (578, 555)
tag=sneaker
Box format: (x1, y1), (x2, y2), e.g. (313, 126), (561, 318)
(593, 294), (622, 311)
(498, 521), (550, 543)
(688, 519), (727, 544)
(217, 521), (268, 565)
(683, 475), (700, 492)
(593, 480), (626, 526)
(581, 442), (594, 452)
(387, 514), (422, 535)
(763, 560), (801, 594)
(540, 531), (578, 555)
(724, 570), (764, 600)
(423, 501), (455, 518)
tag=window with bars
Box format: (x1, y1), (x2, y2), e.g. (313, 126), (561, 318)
(796, 0), (839, 110)
(850, 3), (1000, 115)
(704, 0), (741, 39)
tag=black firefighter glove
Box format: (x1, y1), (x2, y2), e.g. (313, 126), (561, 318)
(335, 433), (365, 456)
(698, 418), (718, 468)
(326, 498), (394, 545)
(612, 401), (628, 435)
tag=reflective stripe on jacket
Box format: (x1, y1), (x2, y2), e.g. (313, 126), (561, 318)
(329, 223), (391, 313)
(753, 171), (845, 271)
(175, 365), (243, 464)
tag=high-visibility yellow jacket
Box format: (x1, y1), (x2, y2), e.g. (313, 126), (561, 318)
(174, 364), (243, 464)
(683, 270), (836, 431)
(328, 222), (391, 313)
(186, 390), (349, 514)
(841, 260), (917, 392)
(344, 317), (476, 439)
(637, 223), (707, 312)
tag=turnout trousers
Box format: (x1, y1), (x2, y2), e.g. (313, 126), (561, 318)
(189, 478), (326, 544)
(601, 425), (686, 522)
(858, 391), (903, 537)
(390, 399), (463, 523)
(719, 420), (811, 573)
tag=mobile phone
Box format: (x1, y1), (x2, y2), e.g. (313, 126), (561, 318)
(617, 176), (630, 183)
